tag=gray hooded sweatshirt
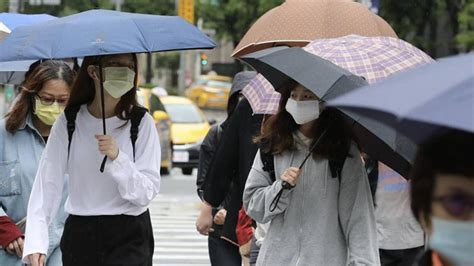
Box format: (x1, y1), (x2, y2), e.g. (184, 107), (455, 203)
(243, 131), (380, 266)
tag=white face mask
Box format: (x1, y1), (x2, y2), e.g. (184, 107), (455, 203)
(102, 67), (135, 99)
(429, 217), (474, 266)
(285, 98), (320, 125)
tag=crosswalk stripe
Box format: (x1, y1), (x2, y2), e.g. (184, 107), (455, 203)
(150, 196), (210, 265)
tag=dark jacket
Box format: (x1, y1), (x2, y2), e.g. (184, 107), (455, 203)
(203, 98), (263, 244)
(197, 124), (222, 201)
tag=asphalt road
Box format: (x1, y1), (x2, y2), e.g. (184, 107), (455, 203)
(151, 109), (226, 265)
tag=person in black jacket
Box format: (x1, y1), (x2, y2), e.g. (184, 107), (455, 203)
(195, 71), (256, 265)
(201, 73), (263, 256)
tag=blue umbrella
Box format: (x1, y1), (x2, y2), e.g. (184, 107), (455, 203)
(0, 9), (216, 172)
(0, 60), (36, 84)
(328, 53), (474, 143)
(0, 9), (215, 62)
(0, 12), (56, 29)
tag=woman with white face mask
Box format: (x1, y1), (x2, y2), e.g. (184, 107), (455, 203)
(22, 53), (161, 266)
(410, 130), (474, 266)
(0, 60), (74, 266)
(243, 81), (379, 265)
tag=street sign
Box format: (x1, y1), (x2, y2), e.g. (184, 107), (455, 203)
(178, 0), (194, 24)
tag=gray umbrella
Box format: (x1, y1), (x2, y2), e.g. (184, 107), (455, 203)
(241, 47), (417, 177)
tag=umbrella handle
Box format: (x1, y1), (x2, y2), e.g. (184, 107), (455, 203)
(281, 126), (331, 190)
(100, 156), (107, 172)
(99, 61), (108, 173)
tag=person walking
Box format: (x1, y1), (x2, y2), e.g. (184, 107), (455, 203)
(21, 53), (161, 266)
(243, 81), (379, 265)
(410, 130), (473, 266)
(375, 163), (425, 266)
(0, 60), (74, 266)
(196, 71), (256, 265)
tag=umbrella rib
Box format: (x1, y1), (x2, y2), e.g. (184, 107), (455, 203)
(130, 19), (149, 51)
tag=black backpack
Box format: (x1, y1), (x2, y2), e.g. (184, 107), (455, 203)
(65, 105), (147, 162)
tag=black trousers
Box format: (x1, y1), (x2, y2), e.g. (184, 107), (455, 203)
(380, 246), (424, 266)
(60, 210), (154, 266)
(208, 235), (241, 266)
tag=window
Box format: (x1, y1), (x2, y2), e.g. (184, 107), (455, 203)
(164, 104), (204, 123)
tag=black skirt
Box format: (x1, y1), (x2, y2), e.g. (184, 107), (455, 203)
(60, 210), (154, 266)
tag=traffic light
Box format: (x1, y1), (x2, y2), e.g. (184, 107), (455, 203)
(200, 53), (208, 65)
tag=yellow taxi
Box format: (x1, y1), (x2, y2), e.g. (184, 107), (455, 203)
(159, 96), (211, 175)
(185, 75), (232, 109)
(136, 88), (172, 175)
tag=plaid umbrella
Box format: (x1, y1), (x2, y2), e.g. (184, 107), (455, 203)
(303, 35), (434, 84)
(244, 35), (433, 114)
(242, 74), (281, 114)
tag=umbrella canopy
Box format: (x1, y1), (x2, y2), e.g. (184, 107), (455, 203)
(241, 46), (417, 177)
(241, 73), (281, 114)
(0, 14), (58, 84)
(0, 12), (56, 29)
(0, 21), (10, 40)
(328, 53), (474, 144)
(232, 0), (397, 57)
(0, 60), (36, 84)
(0, 9), (216, 62)
(243, 35), (433, 114)
(303, 35), (434, 84)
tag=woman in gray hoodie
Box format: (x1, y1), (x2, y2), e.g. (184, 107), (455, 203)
(243, 81), (380, 265)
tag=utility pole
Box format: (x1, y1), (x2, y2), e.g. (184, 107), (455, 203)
(194, 18), (203, 80)
(176, 0), (195, 95)
(9, 0), (20, 13)
(115, 0), (122, 12)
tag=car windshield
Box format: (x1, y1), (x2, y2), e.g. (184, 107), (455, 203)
(206, 80), (231, 88)
(164, 104), (205, 123)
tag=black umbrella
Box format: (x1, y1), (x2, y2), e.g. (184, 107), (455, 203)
(240, 47), (416, 177)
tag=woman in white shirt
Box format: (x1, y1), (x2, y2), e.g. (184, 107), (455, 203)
(22, 53), (161, 266)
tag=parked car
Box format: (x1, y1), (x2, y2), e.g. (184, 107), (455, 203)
(136, 88), (172, 175)
(185, 75), (232, 109)
(159, 96), (211, 175)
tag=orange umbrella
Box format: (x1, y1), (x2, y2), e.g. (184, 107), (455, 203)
(232, 0), (397, 57)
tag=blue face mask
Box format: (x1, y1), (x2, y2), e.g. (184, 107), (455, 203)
(429, 217), (474, 266)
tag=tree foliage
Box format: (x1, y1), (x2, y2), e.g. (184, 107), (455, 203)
(13, 0), (175, 16)
(456, 0), (474, 51)
(197, 0), (284, 46)
(380, 0), (466, 57)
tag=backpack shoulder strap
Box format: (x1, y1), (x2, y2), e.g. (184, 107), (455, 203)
(328, 146), (350, 183)
(130, 106), (148, 162)
(64, 105), (81, 159)
(260, 150), (276, 182)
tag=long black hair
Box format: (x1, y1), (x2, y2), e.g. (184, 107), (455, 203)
(255, 79), (353, 161)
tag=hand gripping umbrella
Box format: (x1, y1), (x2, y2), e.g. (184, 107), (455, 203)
(0, 9), (216, 171)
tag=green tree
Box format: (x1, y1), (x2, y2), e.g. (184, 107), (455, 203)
(20, 0), (175, 16)
(197, 0), (284, 47)
(456, 0), (474, 51)
(380, 0), (465, 57)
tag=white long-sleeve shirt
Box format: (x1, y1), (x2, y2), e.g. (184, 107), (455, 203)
(22, 105), (161, 263)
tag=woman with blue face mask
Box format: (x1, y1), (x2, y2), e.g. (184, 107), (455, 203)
(243, 81), (379, 265)
(22, 53), (161, 266)
(410, 130), (474, 266)
(0, 60), (74, 266)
